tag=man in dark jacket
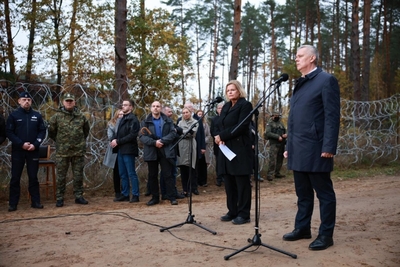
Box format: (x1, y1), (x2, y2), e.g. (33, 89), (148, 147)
(6, 92), (46, 211)
(282, 44), (340, 250)
(0, 113), (6, 145)
(111, 99), (140, 203)
(139, 101), (178, 205)
(49, 93), (90, 207)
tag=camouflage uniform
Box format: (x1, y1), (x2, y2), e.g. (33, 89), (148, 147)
(264, 116), (287, 180)
(48, 106), (90, 200)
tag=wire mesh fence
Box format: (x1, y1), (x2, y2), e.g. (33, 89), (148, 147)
(0, 81), (399, 193)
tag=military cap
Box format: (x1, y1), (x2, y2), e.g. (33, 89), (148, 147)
(19, 91), (32, 99)
(63, 93), (75, 101)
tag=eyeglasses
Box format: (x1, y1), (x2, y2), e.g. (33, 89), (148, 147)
(118, 113), (124, 116)
(122, 104), (131, 106)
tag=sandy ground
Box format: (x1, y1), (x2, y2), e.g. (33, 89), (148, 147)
(0, 175), (399, 267)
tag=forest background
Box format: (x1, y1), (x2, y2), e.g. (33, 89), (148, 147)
(0, 0), (400, 191)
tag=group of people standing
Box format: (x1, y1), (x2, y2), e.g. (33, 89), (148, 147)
(3, 44), (340, 251)
(103, 99), (212, 206)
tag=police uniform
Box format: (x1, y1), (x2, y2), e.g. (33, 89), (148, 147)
(6, 92), (46, 211)
(264, 113), (287, 180)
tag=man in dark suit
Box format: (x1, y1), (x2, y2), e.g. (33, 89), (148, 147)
(282, 44), (340, 250)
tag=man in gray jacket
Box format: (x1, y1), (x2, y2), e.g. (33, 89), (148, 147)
(139, 101), (178, 206)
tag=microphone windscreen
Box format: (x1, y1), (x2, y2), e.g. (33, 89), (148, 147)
(281, 73), (289, 82)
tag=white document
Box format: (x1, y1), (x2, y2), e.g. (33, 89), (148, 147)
(219, 144), (236, 161)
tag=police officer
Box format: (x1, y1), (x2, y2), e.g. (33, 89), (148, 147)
(48, 93), (90, 207)
(264, 111), (287, 181)
(6, 92), (46, 212)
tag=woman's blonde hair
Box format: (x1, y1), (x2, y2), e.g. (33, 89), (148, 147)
(225, 80), (247, 99)
(109, 109), (122, 126)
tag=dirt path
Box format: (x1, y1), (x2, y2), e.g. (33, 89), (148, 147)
(1, 175), (399, 267)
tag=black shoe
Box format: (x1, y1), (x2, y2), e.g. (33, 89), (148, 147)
(232, 217), (250, 225)
(283, 229), (312, 241)
(114, 195), (129, 202)
(309, 235), (334, 250)
(266, 176), (273, 181)
(216, 181), (222, 187)
(130, 196), (139, 203)
(8, 205), (17, 212)
(144, 190), (151, 196)
(275, 174), (286, 178)
(220, 214), (235, 222)
(146, 198), (160, 206)
(257, 176), (264, 182)
(176, 193), (185, 199)
(75, 196), (89, 205)
(161, 195), (167, 200)
(56, 199), (64, 207)
(31, 202), (44, 209)
(192, 189), (199, 195)
(200, 183), (208, 187)
(170, 199), (178, 205)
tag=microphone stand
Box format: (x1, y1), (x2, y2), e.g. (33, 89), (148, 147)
(224, 81), (297, 260)
(160, 101), (217, 235)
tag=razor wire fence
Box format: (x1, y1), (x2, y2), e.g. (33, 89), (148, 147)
(0, 81), (399, 191)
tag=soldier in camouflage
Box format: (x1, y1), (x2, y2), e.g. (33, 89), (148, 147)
(48, 93), (90, 207)
(264, 111), (287, 181)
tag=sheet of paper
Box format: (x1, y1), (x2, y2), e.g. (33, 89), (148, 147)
(219, 144), (236, 161)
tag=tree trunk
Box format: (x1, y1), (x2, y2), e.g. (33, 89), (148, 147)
(115, 0), (128, 102)
(351, 0), (361, 101)
(362, 0), (371, 101)
(229, 0), (241, 81)
(4, 0), (16, 76)
(66, 0), (78, 85)
(26, 0), (37, 82)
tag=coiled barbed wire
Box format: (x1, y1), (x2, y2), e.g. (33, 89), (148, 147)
(0, 81), (399, 191)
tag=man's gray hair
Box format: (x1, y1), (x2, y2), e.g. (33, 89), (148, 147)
(299, 44), (319, 65)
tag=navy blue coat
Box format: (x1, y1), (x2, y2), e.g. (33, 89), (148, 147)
(286, 67), (340, 172)
(217, 98), (253, 176)
(6, 107), (46, 151)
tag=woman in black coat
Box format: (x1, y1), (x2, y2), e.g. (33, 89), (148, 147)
(214, 80), (253, 225)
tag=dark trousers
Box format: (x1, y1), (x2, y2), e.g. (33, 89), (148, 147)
(113, 160), (121, 196)
(197, 156), (208, 186)
(179, 165), (196, 193)
(9, 150), (40, 205)
(147, 151), (175, 200)
(224, 174), (252, 219)
(293, 171), (336, 237)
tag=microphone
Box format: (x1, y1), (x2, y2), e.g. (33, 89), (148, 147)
(273, 73), (289, 84)
(207, 96), (223, 106)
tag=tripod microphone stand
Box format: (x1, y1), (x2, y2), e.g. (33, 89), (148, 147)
(224, 79), (297, 260)
(160, 101), (219, 235)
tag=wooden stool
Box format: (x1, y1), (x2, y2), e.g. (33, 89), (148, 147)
(38, 145), (56, 200)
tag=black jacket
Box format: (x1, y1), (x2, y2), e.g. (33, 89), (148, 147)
(114, 112), (140, 156)
(6, 107), (46, 151)
(0, 113), (6, 145)
(217, 98), (253, 176)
